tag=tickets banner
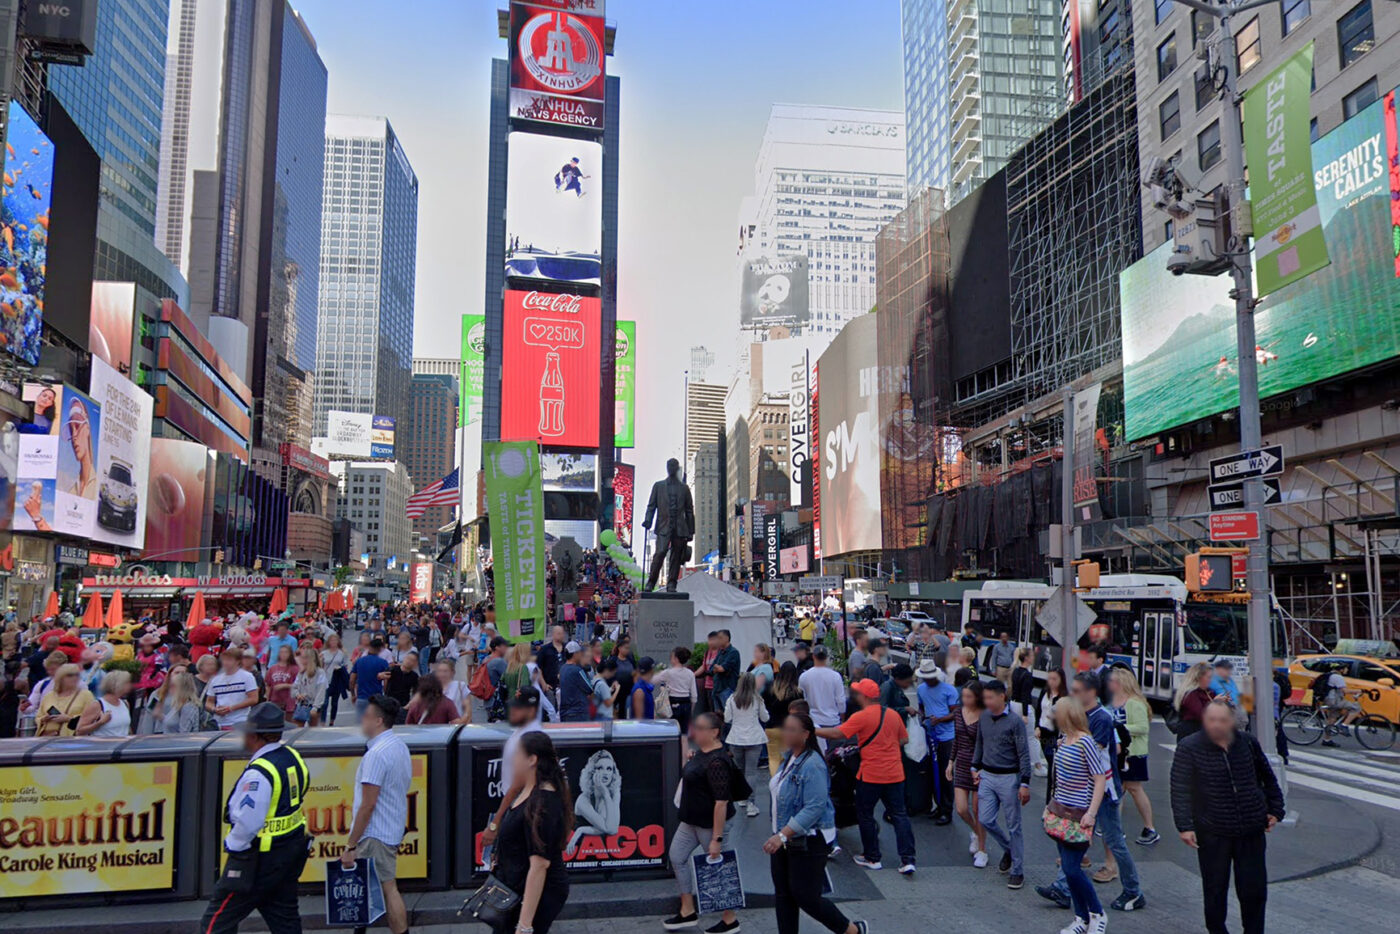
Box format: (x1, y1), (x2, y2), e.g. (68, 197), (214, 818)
(219, 754), (429, 883)
(0, 761), (179, 896)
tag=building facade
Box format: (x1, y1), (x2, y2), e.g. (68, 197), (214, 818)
(315, 115), (419, 437)
(902, 0), (952, 193)
(747, 104), (906, 337)
(692, 441), (722, 561)
(685, 381), (727, 474)
(48, 0), (188, 304)
(946, 0), (1062, 203)
(405, 373), (459, 538)
(332, 460), (414, 592)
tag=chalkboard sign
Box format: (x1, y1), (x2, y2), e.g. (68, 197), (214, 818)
(691, 850), (745, 915)
(323, 858), (385, 928)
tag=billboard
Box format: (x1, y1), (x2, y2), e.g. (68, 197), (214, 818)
(816, 315), (881, 556)
(484, 441), (547, 641)
(541, 452), (595, 490)
(323, 411), (373, 458)
(739, 254), (810, 328)
(505, 133), (602, 287)
(788, 350), (810, 506)
(763, 515), (780, 582)
(411, 562), (433, 604)
(89, 281), (137, 375)
(19, 382), (101, 537)
(1121, 86), (1400, 440)
(20, 0), (98, 53)
(614, 320), (636, 448)
(144, 438), (210, 562)
(508, 0), (607, 132)
(779, 544), (809, 575)
(2, 101), (54, 366)
(88, 357), (153, 549)
(613, 461), (634, 548)
(501, 290), (601, 448)
(371, 415), (396, 459)
(461, 313), (486, 426)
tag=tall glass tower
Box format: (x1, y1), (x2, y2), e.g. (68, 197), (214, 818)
(314, 115), (419, 437)
(48, 0), (187, 302)
(902, 0), (951, 194)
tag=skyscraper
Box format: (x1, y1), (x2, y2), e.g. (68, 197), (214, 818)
(946, 0), (1063, 202)
(405, 373), (458, 539)
(315, 115), (419, 437)
(902, 0), (952, 193)
(186, 0), (328, 450)
(685, 381), (727, 472)
(747, 104), (906, 337)
(48, 0), (188, 303)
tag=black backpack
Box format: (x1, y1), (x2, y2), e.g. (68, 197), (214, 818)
(1309, 671), (1333, 708)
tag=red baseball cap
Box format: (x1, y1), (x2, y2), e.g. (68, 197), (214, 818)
(851, 679), (880, 699)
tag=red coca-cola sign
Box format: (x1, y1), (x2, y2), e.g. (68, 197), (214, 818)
(501, 289), (601, 449)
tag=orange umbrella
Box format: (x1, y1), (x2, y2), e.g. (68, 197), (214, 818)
(81, 592), (104, 629)
(42, 590), (59, 619)
(269, 587), (288, 616)
(105, 589), (124, 629)
(185, 591), (207, 631)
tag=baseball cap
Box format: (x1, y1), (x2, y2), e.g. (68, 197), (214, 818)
(508, 686), (541, 710)
(1213, 658), (1234, 670)
(636, 656), (655, 674)
(851, 679), (880, 699)
(236, 702), (288, 734)
(564, 640), (582, 654)
(812, 644), (829, 659)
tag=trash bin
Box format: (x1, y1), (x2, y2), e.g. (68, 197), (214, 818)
(454, 719), (683, 887)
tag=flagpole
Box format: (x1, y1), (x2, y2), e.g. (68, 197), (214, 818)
(455, 413), (469, 602)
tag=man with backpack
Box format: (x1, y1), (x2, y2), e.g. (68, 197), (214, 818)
(469, 636), (509, 721)
(816, 678), (916, 876)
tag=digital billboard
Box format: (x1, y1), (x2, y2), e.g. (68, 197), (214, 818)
(816, 315), (881, 556)
(508, 0), (606, 132)
(461, 313), (486, 426)
(614, 320), (636, 448)
(89, 281), (136, 374)
(371, 415), (396, 459)
(541, 452), (595, 490)
(143, 439), (209, 562)
(613, 461), (634, 547)
(88, 358), (153, 549)
(18, 382), (100, 537)
(411, 562), (433, 604)
(779, 544), (808, 575)
(501, 290), (601, 448)
(322, 411), (373, 458)
(1121, 86), (1400, 440)
(739, 254), (810, 328)
(2, 101), (54, 366)
(505, 133), (602, 288)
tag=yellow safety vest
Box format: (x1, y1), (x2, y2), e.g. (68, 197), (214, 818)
(247, 745), (310, 851)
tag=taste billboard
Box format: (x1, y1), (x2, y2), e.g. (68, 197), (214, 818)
(508, 0), (606, 132)
(501, 290), (601, 449)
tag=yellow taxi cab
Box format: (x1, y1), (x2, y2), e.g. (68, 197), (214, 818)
(1288, 644), (1400, 724)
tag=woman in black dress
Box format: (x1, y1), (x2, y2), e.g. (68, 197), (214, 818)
(947, 679), (987, 867)
(495, 731), (573, 934)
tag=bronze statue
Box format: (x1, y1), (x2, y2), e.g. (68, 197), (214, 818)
(642, 458), (695, 593)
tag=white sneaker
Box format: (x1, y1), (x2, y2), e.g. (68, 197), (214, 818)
(745, 800), (760, 818)
(1058, 920), (1087, 934)
(1033, 760), (1049, 777)
(973, 850), (989, 868)
(1087, 913), (1107, 934)
(968, 831), (979, 854)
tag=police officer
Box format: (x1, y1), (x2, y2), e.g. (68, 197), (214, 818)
(200, 701), (312, 933)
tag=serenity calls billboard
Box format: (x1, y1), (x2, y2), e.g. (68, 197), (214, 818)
(501, 290), (601, 449)
(508, 0), (606, 132)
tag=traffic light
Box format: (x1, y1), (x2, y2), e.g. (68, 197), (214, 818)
(1186, 550), (1240, 593)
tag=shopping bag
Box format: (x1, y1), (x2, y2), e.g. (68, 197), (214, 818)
(324, 858), (386, 928)
(904, 715), (928, 762)
(691, 849), (745, 915)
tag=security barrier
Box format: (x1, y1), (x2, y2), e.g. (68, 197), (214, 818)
(0, 720), (683, 908)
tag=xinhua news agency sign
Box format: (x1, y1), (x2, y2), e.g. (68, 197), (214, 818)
(1243, 42), (1329, 296)
(484, 441), (546, 641)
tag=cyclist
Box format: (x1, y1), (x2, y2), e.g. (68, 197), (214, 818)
(1316, 667), (1363, 747)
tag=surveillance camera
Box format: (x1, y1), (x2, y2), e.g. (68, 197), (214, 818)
(1167, 247), (1192, 277)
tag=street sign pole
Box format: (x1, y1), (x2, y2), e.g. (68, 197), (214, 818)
(1180, 0), (1277, 756)
(1060, 386), (1078, 673)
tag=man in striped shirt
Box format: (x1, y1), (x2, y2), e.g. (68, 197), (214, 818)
(342, 695), (413, 934)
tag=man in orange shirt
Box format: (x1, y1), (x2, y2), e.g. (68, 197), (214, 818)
(817, 679), (916, 875)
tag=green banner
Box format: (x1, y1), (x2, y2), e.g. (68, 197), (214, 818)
(1243, 42), (1329, 296)
(484, 441), (546, 641)
(460, 314), (485, 426)
(614, 320), (636, 448)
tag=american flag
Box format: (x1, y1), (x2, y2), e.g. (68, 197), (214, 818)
(405, 467), (460, 518)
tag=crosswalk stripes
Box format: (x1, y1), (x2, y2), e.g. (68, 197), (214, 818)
(1159, 741), (1400, 813)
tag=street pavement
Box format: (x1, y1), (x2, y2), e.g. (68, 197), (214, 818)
(7, 722), (1396, 934)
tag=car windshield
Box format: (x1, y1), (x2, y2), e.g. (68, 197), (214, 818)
(109, 465), (132, 485)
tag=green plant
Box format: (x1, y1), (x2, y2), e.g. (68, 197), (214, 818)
(687, 642), (707, 670)
(823, 628), (848, 682)
(102, 658), (142, 676)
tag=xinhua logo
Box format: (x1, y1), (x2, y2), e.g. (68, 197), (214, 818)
(519, 11), (602, 94)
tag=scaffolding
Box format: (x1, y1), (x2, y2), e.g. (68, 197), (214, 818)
(1003, 68), (1143, 409)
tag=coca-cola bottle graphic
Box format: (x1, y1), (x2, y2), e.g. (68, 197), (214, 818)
(538, 350), (565, 436)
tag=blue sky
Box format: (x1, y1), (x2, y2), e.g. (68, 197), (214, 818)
(291, 0), (903, 483)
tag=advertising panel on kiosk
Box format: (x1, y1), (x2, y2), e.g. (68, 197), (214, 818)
(508, 0), (607, 133)
(501, 290), (601, 449)
(505, 133), (602, 288)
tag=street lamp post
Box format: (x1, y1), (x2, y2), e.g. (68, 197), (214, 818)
(1173, 0), (1280, 757)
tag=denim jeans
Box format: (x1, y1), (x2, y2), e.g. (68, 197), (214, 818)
(855, 780), (915, 864)
(353, 697), (369, 723)
(1058, 840), (1102, 919)
(976, 771), (1024, 875)
(1049, 794), (1141, 898)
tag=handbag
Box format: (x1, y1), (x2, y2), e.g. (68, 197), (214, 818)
(1041, 736), (1091, 845)
(293, 700), (313, 723)
(457, 873), (520, 928)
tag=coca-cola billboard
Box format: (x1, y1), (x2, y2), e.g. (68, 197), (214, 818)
(501, 290), (601, 449)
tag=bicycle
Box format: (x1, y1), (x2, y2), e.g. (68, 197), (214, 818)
(1280, 696), (1396, 751)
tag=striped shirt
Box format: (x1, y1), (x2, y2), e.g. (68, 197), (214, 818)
(354, 729), (413, 847)
(1052, 735), (1110, 811)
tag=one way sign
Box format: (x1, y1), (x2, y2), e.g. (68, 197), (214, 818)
(1209, 445), (1285, 483)
(1208, 477), (1281, 511)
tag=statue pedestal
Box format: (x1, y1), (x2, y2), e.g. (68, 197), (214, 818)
(632, 592), (694, 663)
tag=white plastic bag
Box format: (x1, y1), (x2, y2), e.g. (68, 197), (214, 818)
(904, 714), (928, 762)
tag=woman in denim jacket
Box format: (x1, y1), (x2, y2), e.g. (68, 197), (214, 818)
(763, 712), (869, 934)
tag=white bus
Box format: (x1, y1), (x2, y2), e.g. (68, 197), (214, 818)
(960, 574), (1286, 703)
